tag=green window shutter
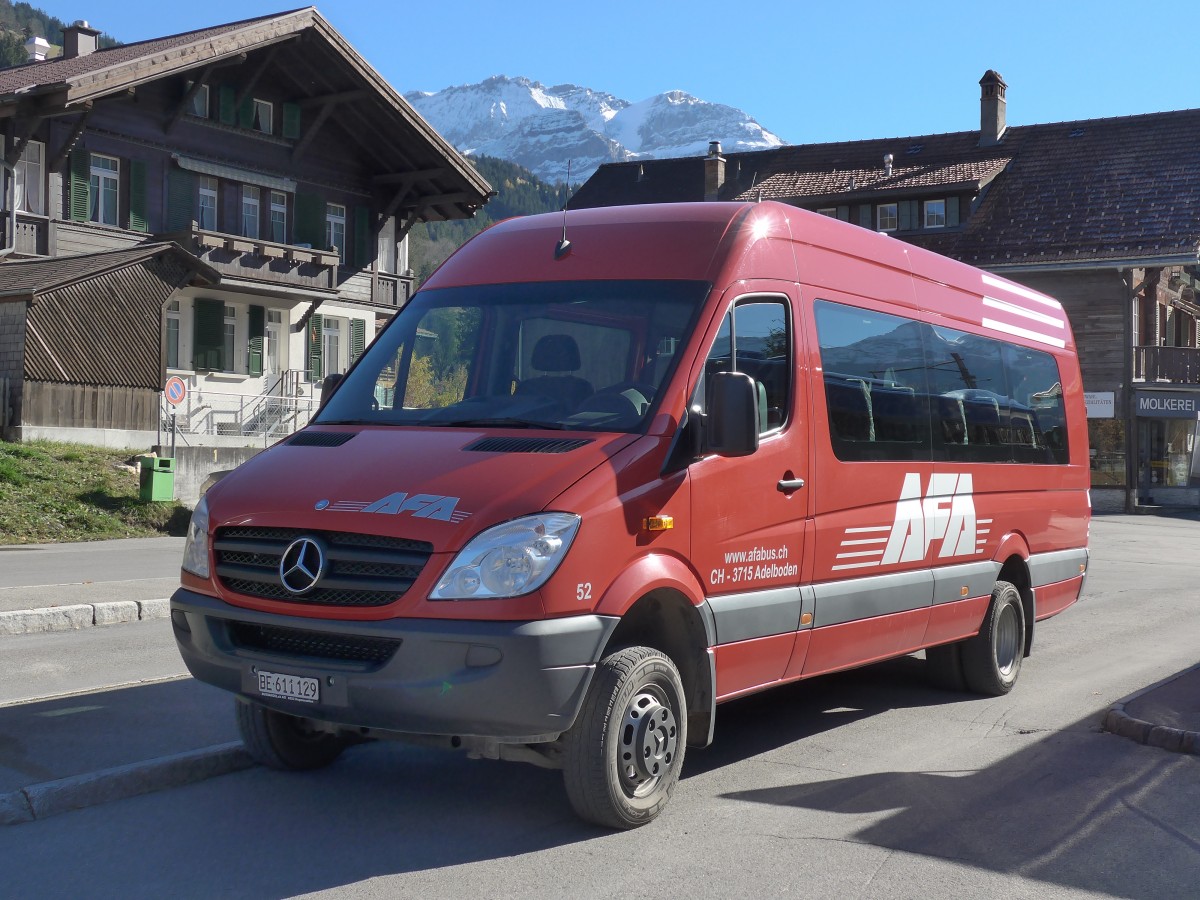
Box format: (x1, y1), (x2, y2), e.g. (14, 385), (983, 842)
(193, 298), (224, 371)
(219, 85), (236, 125)
(857, 205), (872, 229)
(282, 102), (301, 139)
(307, 315), (324, 381)
(946, 196), (960, 227)
(247, 305), (265, 377)
(353, 206), (372, 269)
(128, 160), (148, 232)
(349, 319), (366, 364)
(68, 149), (90, 222)
(836, 205), (849, 222)
(898, 200), (916, 231)
(238, 94), (255, 130)
(166, 168), (196, 232)
(295, 192), (324, 247)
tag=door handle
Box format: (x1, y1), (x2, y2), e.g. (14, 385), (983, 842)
(777, 478), (805, 493)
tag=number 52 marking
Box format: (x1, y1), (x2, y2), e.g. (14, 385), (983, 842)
(576, 583), (592, 601)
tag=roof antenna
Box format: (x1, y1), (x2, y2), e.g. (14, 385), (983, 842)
(555, 159), (573, 260)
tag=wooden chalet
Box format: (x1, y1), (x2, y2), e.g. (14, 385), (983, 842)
(0, 7), (492, 447)
(570, 72), (1200, 509)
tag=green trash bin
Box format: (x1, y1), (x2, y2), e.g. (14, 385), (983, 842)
(139, 457), (175, 502)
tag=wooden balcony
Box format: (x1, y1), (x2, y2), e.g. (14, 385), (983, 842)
(159, 227), (341, 293)
(1135, 346), (1200, 383)
(6, 212), (49, 256)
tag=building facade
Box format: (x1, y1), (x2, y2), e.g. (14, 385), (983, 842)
(570, 72), (1200, 509)
(0, 10), (491, 448)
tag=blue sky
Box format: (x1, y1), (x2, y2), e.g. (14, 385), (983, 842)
(37, 0), (1200, 145)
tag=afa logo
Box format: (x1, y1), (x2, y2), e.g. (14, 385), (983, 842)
(834, 473), (985, 571)
(315, 491), (471, 523)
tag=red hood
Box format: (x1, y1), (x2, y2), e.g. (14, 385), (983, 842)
(205, 426), (638, 552)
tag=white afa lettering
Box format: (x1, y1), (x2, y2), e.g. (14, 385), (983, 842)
(881, 473), (977, 565)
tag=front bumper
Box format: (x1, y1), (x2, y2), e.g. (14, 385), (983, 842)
(171, 588), (618, 742)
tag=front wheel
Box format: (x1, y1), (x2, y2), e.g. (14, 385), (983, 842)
(236, 699), (346, 771)
(961, 580), (1026, 696)
(562, 646), (687, 829)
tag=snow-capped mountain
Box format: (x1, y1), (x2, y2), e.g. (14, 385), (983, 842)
(405, 75), (784, 184)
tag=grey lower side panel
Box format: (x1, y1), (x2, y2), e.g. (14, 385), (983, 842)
(708, 587), (804, 645)
(1028, 548), (1088, 587)
(932, 561), (1002, 605)
(812, 568), (934, 628)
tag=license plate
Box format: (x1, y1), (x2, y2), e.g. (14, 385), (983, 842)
(257, 670), (319, 704)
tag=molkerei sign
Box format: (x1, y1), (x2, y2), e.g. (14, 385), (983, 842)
(1135, 391), (1200, 419)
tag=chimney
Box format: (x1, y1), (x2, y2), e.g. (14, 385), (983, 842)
(62, 20), (101, 59)
(979, 69), (1007, 146)
(883, 153), (893, 177)
(24, 35), (51, 62)
(704, 140), (725, 201)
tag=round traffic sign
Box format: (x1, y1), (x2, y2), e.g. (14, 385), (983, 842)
(165, 376), (188, 406)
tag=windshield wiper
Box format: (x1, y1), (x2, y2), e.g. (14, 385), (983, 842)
(430, 417), (570, 430)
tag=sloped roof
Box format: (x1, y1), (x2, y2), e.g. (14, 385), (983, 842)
(0, 7), (491, 220)
(570, 109), (1200, 270)
(0, 242), (217, 298)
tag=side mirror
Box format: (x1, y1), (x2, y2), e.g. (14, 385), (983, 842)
(317, 372), (343, 411)
(707, 371), (759, 457)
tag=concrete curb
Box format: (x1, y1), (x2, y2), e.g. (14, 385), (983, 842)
(1102, 664), (1200, 756)
(0, 598), (171, 636)
(0, 742), (254, 826)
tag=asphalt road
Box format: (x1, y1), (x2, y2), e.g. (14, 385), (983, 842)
(0, 515), (1197, 898)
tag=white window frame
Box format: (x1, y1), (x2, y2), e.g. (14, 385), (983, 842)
(90, 153), (119, 226)
(816, 207), (837, 218)
(166, 300), (182, 370)
(877, 203), (898, 232)
(266, 309), (284, 375)
(325, 203), (346, 265)
(241, 185), (260, 239)
(187, 83), (209, 118)
(322, 316), (345, 378)
(198, 176), (218, 231)
(269, 191), (287, 243)
(223, 304), (238, 374)
(14, 140), (44, 215)
(924, 199), (946, 229)
(253, 99), (273, 135)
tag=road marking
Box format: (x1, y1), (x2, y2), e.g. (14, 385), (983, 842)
(36, 705), (105, 718)
(0, 674), (192, 710)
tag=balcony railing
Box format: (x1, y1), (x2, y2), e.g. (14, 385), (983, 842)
(1134, 346), (1200, 384)
(5, 212), (49, 256)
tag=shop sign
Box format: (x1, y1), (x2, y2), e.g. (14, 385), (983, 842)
(1135, 391), (1200, 419)
(1084, 392), (1114, 419)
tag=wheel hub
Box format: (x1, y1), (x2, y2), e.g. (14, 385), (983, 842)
(619, 688), (679, 795)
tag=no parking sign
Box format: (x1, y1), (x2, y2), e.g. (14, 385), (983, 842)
(164, 376), (188, 406)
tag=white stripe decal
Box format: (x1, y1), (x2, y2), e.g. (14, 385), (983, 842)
(982, 273), (1063, 310)
(981, 317), (1067, 349)
(839, 537), (889, 546)
(835, 550), (886, 560)
(832, 560), (883, 571)
(983, 296), (1065, 330)
(845, 525), (892, 533)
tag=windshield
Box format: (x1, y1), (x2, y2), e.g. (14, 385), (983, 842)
(316, 280), (709, 433)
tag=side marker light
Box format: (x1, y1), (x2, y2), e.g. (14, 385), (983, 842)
(644, 515), (674, 532)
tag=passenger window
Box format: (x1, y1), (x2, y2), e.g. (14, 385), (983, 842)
(699, 298), (791, 433)
(815, 301), (931, 461)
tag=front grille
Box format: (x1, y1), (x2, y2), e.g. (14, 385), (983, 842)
(228, 621), (400, 666)
(214, 527), (433, 607)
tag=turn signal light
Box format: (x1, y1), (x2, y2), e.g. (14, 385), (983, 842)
(644, 515), (674, 531)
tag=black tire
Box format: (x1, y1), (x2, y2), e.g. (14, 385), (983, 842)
(961, 580), (1026, 696)
(236, 699), (346, 771)
(563, 646), (687, 829)
(925, 641), (967, 692)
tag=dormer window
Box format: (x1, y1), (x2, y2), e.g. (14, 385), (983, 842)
(877, 203), (898, 232)
(924, 199), (946, 229)
(187, 83), (209, 118)
(252, 99), (273, 135)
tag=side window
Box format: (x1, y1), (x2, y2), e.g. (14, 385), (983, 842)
(815, 300), (931, 461)
(699, 298), (791, 434)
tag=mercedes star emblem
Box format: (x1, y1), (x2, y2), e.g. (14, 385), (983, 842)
(279, 536), (326, 595)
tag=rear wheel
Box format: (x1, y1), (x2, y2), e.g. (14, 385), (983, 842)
(961, 580), (1025, 696)
(563, 646), (687, 829)
(236, 699), (346, 770)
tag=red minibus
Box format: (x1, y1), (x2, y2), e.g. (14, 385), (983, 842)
(172, 201), (1090, 828)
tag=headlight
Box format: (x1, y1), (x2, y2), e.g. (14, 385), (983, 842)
(181, 495), (211, 578)
(431, 513), (580, 600)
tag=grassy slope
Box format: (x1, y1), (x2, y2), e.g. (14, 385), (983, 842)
(0, 440), (190, 544)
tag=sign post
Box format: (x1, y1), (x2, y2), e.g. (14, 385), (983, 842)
(164, 376), (188, 458)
